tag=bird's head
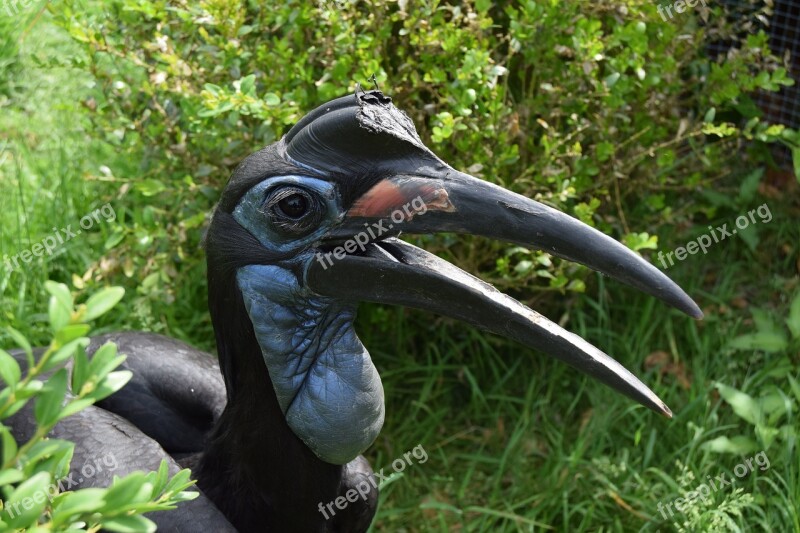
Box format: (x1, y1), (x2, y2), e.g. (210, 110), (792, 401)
(206, 90), (701, 465)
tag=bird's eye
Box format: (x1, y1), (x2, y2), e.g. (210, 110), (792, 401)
(277, 193), (308, 219)
(264, 186), (324, 235)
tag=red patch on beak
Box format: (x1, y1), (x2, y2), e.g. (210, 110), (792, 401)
(348, 178), (456, 218)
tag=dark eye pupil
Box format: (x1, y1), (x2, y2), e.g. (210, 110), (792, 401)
(278, 194), (307, 218)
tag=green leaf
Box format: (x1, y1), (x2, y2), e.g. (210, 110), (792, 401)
(700, 189), (735, 209)
(780, 424), (797, 445)
(604, 72), (620, 88)
(162, 468), (195, 496)
(0, 349), (21, 389)
(34, 368), (69, 427)
(729, 332), (789, 353)
(50, 488), (106, 526)
(71, 345), (90, 392)
(238, 74), (256, 96)
(596, 141), (614, 162)
(21, 439), (67, 467)
(83, 287), (125, 322)
(0, 425), (19, 465)
(198, 103), (233, 117)
(5, 327), (33, 368)
(701, 435), (760, 455)
(702, 122), (738, 137)
(100, 514), (157, 533)
(716, 383), (761, 425)
(737, 168), (763, 203)
(787, 291), (800, 340)
(55, 324), (91, 345)
(514, 260), (532, 274)
(263, 92), (280, 106)
(755, 424), (780, 449)
(2, 471), (52, 528)
(87, 345), (126, 385)
(86, 370), (132, 402)
(166, 489), (199, 504)
(752, 308), (779, 333)
(48, 294), (72, 332)
(17, 379), (44, 399)
(150, 460), (170, 495)
(622, 232), (658, 252)
(792, 145), (800, 184)
(102, 472), (151, 511)
(0, 468), (24, 485)
(104, 230), (125, 251)
(788, 375), (800, 404)
(181, 211), (207, 230)
(43, 337), (90, 373)
(24, 439), (73, 482)
(135, 179), (166, 197)
(45, 281), (74, 332)
(730, 309), (788, 352)
(202, 83), (222, 96)
(58, 398), (96, 420)
(2, 399), (28, 418)
(45, 281), (74, 312)
(566, 279), (586, 293)
(736, 223), (759, 253)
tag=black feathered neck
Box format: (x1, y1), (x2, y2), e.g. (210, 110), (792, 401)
(201, 209), (345, 532)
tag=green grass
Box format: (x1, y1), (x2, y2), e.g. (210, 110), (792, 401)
(1, 11), (799, 533)
(364, 261), (798, 531)
(0, 11), (124, 343)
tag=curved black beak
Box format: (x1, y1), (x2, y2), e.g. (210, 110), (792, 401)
(306, 167), (702, 418)
(307, 237), (673, 416)
(286, 90), (700, 417)
(332, 171), (702, 320)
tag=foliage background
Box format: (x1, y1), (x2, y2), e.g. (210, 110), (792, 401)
(1, 0), (798, 531)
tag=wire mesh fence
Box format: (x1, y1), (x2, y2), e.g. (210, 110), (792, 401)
(708, 0), (799, 169)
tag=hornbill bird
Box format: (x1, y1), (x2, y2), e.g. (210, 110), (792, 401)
(7, 90), (702, 532)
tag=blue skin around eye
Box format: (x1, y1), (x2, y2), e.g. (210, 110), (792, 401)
(233, 176), (342, 254)
(234, 192), (385, 464)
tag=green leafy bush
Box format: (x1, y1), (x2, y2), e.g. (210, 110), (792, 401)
(0, 284), (197, 532)
(30, 0), (794, 331)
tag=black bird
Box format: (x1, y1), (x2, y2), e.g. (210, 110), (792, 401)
(8, 90), (702, 532)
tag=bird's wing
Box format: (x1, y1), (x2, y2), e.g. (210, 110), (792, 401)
(7, 395), (236, 531)
(87, 331), (227, 455)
